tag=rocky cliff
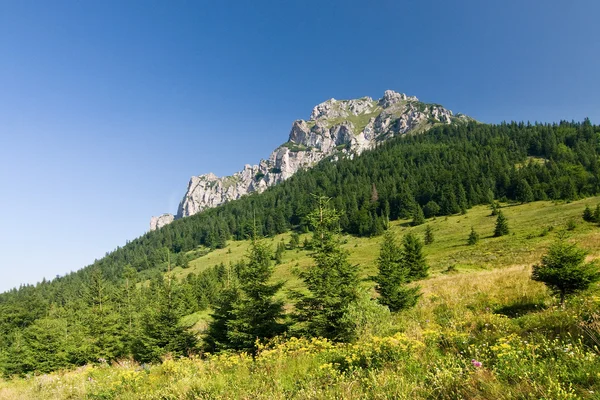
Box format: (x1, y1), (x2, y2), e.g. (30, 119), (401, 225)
(150, 90), (470, 230)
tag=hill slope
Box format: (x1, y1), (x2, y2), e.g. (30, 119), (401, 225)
(150, 90), (471, 230)
(2, 198), (600, 399)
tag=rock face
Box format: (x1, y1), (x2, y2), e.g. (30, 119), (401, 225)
(150, 90), (470, 230)
(149, 214), (175, 231)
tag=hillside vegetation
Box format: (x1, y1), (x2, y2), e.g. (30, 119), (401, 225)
(1, 197), (600, 398)
(1, 199), (600, 398)
(1, 120), (600, 398)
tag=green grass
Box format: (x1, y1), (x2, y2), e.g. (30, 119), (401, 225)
(3, 198), (600, 399)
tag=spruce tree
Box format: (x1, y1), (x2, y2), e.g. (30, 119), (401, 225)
(203, 285), (241, 353)
(403, 232), (429, 280)
(424, 225), (434, 245)
(411, 204), (425, 226)
(133, 276), (197, 362)
(226, 238), (286, 352)
(289, 232), (300, 249)
(467, 227), (480, 245)
(374, 232), (420, 312)
(532, 240), (600, 305)
(516, 179), (534, 203)
(294, 196), (360, 342)
(583, 205), (594, 222)
(494, 211), (509, 237)
(274, 241), (286, 264)
(594, 204), (600, 223)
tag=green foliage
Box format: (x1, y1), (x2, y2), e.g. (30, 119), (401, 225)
(531, 240), (600, 304)
(226, 238), (286, 352)
(288, 232), (300, 249)
(274, 241), (286, 264)
(494, 211), (509, 237)
(424, 225), (434, 245)
(411, 204), (425, 226)
(294, 197), (360, 342)
(374, 232), (420, 312)
(402, 232), (429, 280)
(423, 200), (440, 218)
(515, 179), (534, 203)
(583, 205), (594, 222)
(132, 276), (198, 363)
(467, 227), (480, 245)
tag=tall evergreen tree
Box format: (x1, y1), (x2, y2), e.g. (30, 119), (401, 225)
(424, 225), (434, 245)
(374, 232), (420, 312)
(411, 204), (425, 226)
(494, 211), (509, 237)
(226, 238), (286, 352)
(294, 196), (360, 342)
(402, 233), (429, 280)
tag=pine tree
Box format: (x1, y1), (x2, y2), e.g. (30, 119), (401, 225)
(594, 205), (600, 223)
(494, 211), (509, 237)
(532, 240), (600, 305)
(294, 196), (360, 342)
(203, 285), (241, 353)
(424, 225), (434, 245)
(467, 227), (480, 245)
(274, 241), (286, 264)
(402, 232), (429, 280)
(411, 204), (425, 226)
(583, 205), (594, 222)
(289, 232), (300, 249)
(226, 238), (286, 352)
(423, 200), (440, 218)
(515, 179), (534, 203)
(133, 276), (197, 362)
(374, 232), (420, 312)
(490, 201), (500, 216)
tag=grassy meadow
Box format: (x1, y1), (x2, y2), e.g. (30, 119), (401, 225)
(2, 198), (600, 399)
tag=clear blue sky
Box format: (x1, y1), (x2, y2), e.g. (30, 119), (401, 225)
(1, 0), (599, 292)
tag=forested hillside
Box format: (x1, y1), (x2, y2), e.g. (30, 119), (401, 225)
(1, 119), (599, 377)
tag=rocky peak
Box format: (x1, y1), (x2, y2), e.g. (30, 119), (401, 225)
(149, 90), (471, 231)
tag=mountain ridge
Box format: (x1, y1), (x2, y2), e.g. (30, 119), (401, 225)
(150, 90), (470, 230)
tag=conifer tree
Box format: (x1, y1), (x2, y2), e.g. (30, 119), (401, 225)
(516, 179), (534, 203)
(294, 196), (360, 342)
(226, 237), (286, 352)
(203, 284), (241, 353)
(583, 205), (594, 222)
(424, 225), (434, 245)
(532, 240), (600, 305)
(423, 200), (440, 218)
(594, 204), (600, 223)
(133, 275), (197, 362)
(411, 204), (425, 226)
(467, 227), (480, 245)
(274, 241), (286, 264)
(494, 211), (509, 237)
(403, 232), (429, 280)
(374, 232), (420, 312)
(289, 232), (300, 249)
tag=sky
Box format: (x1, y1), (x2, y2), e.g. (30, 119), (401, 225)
(1, 0), (599, 292)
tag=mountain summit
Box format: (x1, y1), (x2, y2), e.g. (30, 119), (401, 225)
(150, 90), (470, 230)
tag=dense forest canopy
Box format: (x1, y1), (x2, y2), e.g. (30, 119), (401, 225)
(1, 119), (599, 375)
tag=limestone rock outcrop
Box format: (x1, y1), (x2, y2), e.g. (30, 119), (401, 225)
(150, 214), (175, 231)
(150, 90), (470, 230)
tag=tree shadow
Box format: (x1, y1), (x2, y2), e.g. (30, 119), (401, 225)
(494, 301), (547, 318)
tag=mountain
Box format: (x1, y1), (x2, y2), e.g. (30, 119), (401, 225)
(150, 90), (470, 230)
